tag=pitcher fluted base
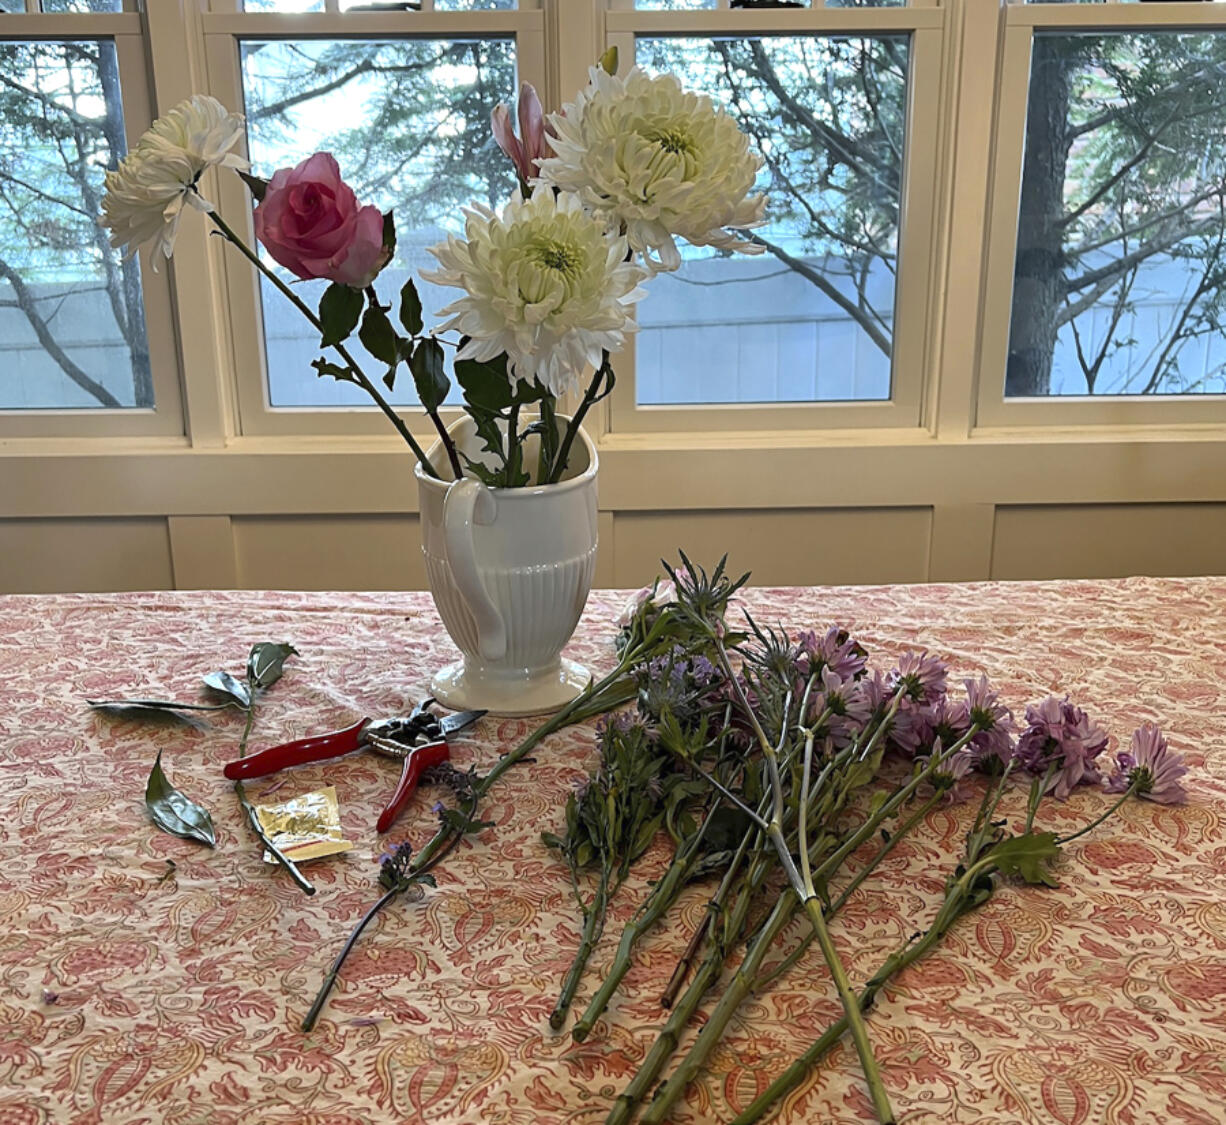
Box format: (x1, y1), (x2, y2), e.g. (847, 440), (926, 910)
(431, 656), (592, 716)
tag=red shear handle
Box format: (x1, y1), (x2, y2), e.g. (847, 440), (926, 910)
(377, 741), (450, 834)
(223, 717), (370, 781)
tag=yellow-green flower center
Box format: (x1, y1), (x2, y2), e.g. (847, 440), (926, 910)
(643, 125), (696, 157)
(530, 237), (584, 278)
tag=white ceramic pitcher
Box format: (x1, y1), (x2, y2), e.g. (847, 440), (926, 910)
(415, 415), (598, 715)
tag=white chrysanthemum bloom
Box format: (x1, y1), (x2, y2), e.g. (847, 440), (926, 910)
(537, 66), (767, 274)
(101, 95), (248, 264)
(423, 189), (647, 398)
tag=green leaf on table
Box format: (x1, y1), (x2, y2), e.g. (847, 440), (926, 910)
(359, 305), (399, 366)
(146, 750), (216, 847)
(88, 697), (232, 713)
(319, 283), (364, 348)
(311, 357), (358, 385)
(247, 642), (298, 691)
(410, 338), (449, 412)
(399, 278), (423, 336)
(202, 670), (251, 708)
(989, 831), (1062, 888)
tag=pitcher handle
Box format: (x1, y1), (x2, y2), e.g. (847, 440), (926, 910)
(442, 478), (506, 662)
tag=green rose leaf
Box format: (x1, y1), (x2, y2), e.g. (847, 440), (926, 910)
(381, 210), (396, 263)
(359, 305), (399, 366)
(247, 642), (298, 691)
(311, 358), (358, 384)
(146, 750), (216, 847)
(455, 353), (513, 412)
(202, 670), (251, 708)
(989, 831), (1062, 888)
(410, 338), (449, 412)
(318, 283), (364, 348)
(398, 278), (424, 336)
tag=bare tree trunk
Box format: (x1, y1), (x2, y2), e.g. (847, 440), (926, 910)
(1005, 37), (1075, 398)
(0, 257), (123, 408)
(95, 41), (153, 407)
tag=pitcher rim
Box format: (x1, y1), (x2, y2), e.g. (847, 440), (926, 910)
(414, 414), (598, 499)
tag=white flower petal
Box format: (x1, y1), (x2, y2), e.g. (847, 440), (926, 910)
(537, 66), (766, 274)
(425, 189), (647, 398)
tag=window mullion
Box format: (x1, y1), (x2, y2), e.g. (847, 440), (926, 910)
(145, 0), (238, 446)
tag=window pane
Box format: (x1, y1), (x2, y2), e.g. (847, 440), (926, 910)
(432, 0), (517, 9)
(0, 39), (153, 410)
(634, 35), (907, 405)
(635, 1), (719, 10)
(1006, 31), (1226, 397)
(242, 1), (325, 12)
(39, 1), (124, 11)
(239, 37), (516, 408)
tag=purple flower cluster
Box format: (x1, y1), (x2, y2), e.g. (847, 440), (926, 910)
(1105, 722), (1188, 804)
(809, 666), (873, 749)
(798, 626), (867, 683)
(1014, 696), (1110, 800)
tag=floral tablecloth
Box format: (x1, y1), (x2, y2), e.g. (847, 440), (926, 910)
(2, 578), (1225, 1125)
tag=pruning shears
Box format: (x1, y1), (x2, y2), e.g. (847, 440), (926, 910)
(222, 699), (485, 833)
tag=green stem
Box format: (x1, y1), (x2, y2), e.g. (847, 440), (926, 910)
(300, 629), (659, 1031)
(205, 208), (442, 479)
(551, 866), (612, 1030)
(537, 396), (557, 485)
(231, 688), (315, 896)
(1057, 785), (1136, 845)
(505, 401), (521, 488)
(604, 924), (729, 1125)
(301, 886), (397, 1031)
(730, 851), (1005, 1125)
(573, 805), (718, 1041)
(639, 890), (798, 1125)
(547, 354), (609, 485)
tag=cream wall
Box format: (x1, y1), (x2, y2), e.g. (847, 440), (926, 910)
(2, 0), (1226, 595)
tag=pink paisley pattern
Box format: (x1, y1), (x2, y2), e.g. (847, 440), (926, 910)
(1, 577), (1224, 1124)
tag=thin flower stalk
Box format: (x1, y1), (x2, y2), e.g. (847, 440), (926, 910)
(572, 800), (724, 1042)
(715, 635), (896, 1125)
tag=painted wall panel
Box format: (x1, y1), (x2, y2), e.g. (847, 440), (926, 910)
(0, 518), (172, 593)
(992, 504), (1226, 580)
(611, 508), (933, 588)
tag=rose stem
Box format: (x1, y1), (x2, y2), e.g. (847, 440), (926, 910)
(204, 207), (441, 478)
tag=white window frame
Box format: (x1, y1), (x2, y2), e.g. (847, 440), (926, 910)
(0, 6), (186, 440)
(600, 0), (946, 435)
(976, 0), (1226, 431)
(200, 0), (546, 440)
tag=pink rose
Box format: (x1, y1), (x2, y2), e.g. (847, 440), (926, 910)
(253, 152), (388, 288)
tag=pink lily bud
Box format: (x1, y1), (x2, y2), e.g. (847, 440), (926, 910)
(491, 83), (549, 185)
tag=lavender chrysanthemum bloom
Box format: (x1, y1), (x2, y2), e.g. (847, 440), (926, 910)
(852, 669), (894, 723)
(811, 666), (872, 749)
(957, 675), (1017, 770)
(919, 742), (975, 803)
(1105, 723), (1188, 804)
(889, 651), (948, 707)
(1015, 695), (1109, 800)
(889, 704), (933, 758)
(799, 626), (867, 683)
